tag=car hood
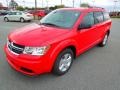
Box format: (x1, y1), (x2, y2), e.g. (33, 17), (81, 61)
(9, 23), (70, 46)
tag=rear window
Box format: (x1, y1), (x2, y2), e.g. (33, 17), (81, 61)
(103, 12), (110, 21)
(94, 12), (104, 24)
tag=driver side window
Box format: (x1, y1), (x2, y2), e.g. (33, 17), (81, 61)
(79, 12), (94, 29)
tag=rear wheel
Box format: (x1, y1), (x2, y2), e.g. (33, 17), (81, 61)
(52, 49), (74, 76)
(4, 17), (9, 22)
(20, 18), (25, 23)
(98, 33), (109, 47)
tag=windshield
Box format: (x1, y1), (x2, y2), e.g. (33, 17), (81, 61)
(40, 10), (81, 28)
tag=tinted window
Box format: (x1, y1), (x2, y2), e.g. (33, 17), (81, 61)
(40, 10), (81, 28)
(8, 12), (13, 15)
(8, 12), (17, 15)
(80, 12), (94, 29)
(103, 12), (110, 21)
(16, 12), (22, 15)
(12, 12), (17, 15)
(94, 12), (104, 24)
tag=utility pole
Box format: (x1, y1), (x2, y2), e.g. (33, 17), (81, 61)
(46, 0), (48, 8)
(92, 0), (95, 7)
(80, 0), (81, 7)
(73, 0), (75, 7)
(34, 0), (37, 19)
(6, 0), (9, 8)
(42, 0), (43, 8)
(61, 0), (62, 5)
(46, 0), (48, 9)
(23, 0), (25, 8)
(35, 0), (37, 10)
(114, 0), (118, 12)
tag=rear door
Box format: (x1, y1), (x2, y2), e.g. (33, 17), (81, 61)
(93, 11), (105, 40)
(103, 12), (111, 33)
(9, 12), (17, 21)
(15, 12), (23, 21)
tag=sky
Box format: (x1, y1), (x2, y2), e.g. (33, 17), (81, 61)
(0, 0), (120, 11)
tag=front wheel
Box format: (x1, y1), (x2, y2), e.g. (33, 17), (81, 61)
(98, 33), (109, 47)
(52, 49), (74, 76)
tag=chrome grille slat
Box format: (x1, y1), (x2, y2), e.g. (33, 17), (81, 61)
(7, 41), (24, 55)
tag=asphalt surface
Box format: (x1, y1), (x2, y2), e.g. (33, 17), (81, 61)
(0, 16), (120, 90)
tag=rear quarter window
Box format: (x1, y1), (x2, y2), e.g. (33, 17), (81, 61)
(103, 12), (110, 21)
(94, 12), (104, 24)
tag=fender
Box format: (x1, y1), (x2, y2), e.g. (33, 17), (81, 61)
(48, 39), (79, 71)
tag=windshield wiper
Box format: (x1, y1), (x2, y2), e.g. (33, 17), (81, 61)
(40, 22), (61, 27)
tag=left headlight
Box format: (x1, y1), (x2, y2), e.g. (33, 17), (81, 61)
(23, 46), (50, 56)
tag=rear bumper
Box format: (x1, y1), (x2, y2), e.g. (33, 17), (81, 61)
(4, 45), (52, 76)
(24, 17), (33, 21)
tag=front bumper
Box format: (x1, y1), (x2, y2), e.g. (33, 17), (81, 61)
(4, 45), (52, 76)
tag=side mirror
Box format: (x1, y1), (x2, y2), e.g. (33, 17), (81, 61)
(78, 23), (92, 30)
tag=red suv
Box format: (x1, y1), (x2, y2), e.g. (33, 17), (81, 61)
(4, 8), (112, 76)
(29, 10), (46, 17)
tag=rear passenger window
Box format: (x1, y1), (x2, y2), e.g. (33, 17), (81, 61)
(103, 12), (110, 21)
(94, 12), (104, 24)
(17, 12), (22, 15)
(12, 12), (17, 15)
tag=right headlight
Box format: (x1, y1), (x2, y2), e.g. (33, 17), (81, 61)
(23, 45), (50, 56)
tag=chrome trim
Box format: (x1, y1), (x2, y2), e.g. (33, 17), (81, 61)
(7, 45), (19, 55)
(7, 41), (24, 55)
(11, 42), (24, 51)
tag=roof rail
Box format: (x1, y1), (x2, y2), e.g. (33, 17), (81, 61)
(88, 6), (104, 9)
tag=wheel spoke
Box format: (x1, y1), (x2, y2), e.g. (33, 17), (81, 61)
(103, 35), (108, 45)
(59, 53), (72, 72)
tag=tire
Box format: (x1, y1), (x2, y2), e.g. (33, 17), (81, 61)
(20, 18), (25, 23)
(98, 32), (109, 47)
(52, 49), (74, 76)
(4, 17), (9, 22)
(28, 20), (31, 22)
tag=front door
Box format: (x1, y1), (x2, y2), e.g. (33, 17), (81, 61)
(77, 12), (98, 53)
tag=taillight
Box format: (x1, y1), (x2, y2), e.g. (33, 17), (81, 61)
(27, 15), (31, 17)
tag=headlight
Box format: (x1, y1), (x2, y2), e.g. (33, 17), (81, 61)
(23, 46), (50, 56)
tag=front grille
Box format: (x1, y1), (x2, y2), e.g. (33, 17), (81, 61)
(8, 40), (25, 55)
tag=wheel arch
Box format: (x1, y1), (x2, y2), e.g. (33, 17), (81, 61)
(107, 30), (110, 36)
(50, 40), (78, 60)
(62, 45), (76, 59)
(48, 40), (78, 72)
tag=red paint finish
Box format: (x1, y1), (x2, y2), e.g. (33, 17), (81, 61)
(29, 10), (46, 17)
(4, 8), (112, 75)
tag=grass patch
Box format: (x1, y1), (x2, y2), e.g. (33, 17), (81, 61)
(111, 16), (120, 18)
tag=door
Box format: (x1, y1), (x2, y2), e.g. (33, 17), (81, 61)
(12, 12), (20, 21)
(7, 12), (13, 21)
(93, 11), (105, 40)
(7, 12), (17, 21)
(77, 12), (99, 53)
